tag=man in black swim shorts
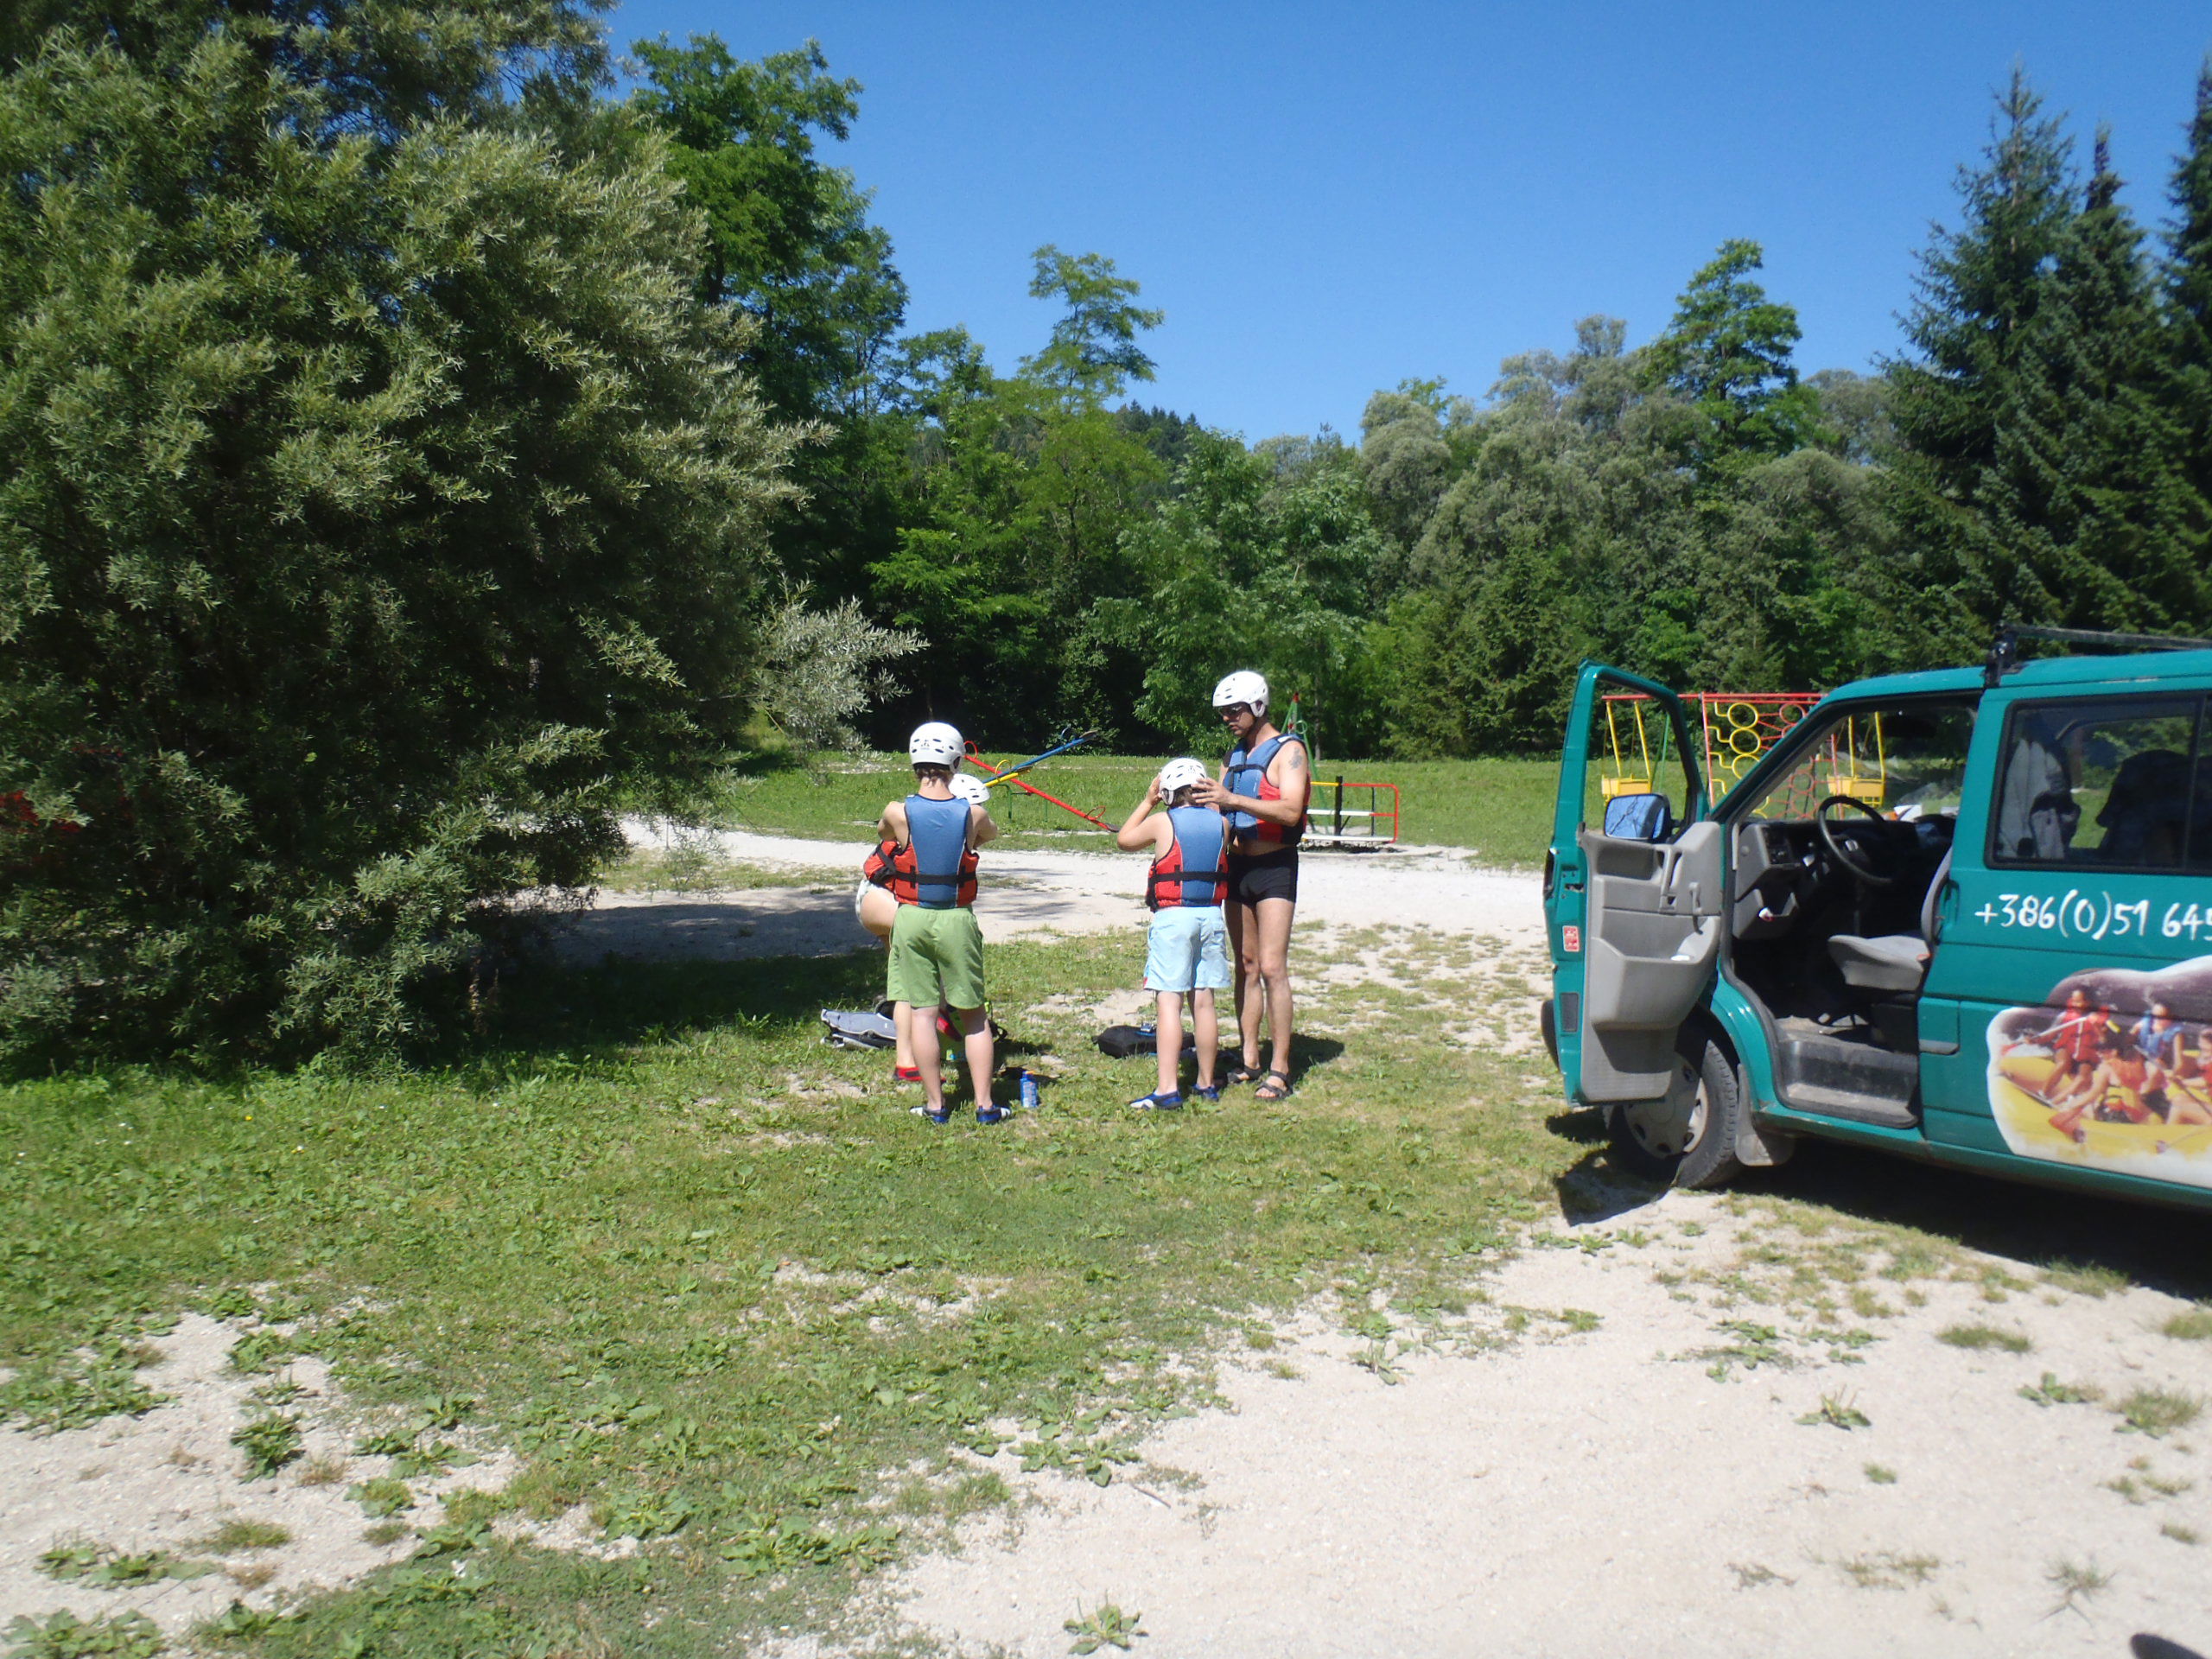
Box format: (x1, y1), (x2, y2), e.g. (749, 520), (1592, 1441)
(1192, 671), (1309, 1101)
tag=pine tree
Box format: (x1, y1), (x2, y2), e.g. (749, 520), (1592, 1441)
(2164, 58), (2212, 598)
(1973, 128), (2201, 632)
(1885, 68), (2082, 654)
(1644, 239), (1821, 474)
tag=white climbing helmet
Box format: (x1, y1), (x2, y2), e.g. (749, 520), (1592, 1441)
(1157, 757), (1209, 798)
(950, 773), (991, 805)
(908, 721), (964, 767)
(1211, 670), (1268, 715)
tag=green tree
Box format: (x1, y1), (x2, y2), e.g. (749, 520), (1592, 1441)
(1088, 434), (1385, 755)
(1889, 73), (2205, 648)
(1980, 129), (2204, 633)
(0, 3), (793, 1061)
(630, 34), (909, 601)
(868, 255), (1167, 746)
(1645, 239), (1821, 471)
(1883, 68), (2080, 654)
(2164, 58), (2212, 586)
(1020, 246), (1166, 404)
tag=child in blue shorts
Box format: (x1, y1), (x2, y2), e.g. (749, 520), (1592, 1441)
(1113, 758), (1230, 1110)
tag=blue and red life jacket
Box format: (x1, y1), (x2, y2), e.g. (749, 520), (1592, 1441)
(863, 794), (977, 908)
(1147, 804), (1228, 911)
(1223, 731), (1307, 848)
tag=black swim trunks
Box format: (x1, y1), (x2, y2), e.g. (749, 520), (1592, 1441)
(1226, 845), (1299, 906)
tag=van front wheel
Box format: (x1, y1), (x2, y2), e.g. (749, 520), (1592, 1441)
(1609, 1027), (1745, 1190)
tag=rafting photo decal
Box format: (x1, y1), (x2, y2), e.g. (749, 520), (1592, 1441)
(1986, 957), (2212, 1190)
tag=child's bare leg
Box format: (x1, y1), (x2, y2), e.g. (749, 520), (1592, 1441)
(957, 1007), (995, 1110)
(1192, 989), (1218, 1090)
(894, 1002), (915, 1072)
(1155, 992), (1184, 1098)
(911, 1002), (945, 1112)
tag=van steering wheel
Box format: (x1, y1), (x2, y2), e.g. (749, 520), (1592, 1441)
(1816, 794), (1897, 887)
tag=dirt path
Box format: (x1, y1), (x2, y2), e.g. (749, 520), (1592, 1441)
(866, 1194), (2211, 1657)
(553, 823), (1543, 964)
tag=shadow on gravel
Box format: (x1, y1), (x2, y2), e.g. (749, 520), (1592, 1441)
(1552, 1147), (1664, 1225)
(1735, 1141), (2212, 1302)
(1536, 1107), (2212, 1299)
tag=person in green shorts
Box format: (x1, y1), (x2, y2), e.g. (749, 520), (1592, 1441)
(874, 721), (1002, 1124)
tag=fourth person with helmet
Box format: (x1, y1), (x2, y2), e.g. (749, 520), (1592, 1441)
(870, 722), (1004, 1125)
(1192, 671), (1309, 1101)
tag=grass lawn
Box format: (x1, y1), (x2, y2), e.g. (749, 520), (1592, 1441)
(698, 752), (1561, 866)
(0, 929), (1572, 1656)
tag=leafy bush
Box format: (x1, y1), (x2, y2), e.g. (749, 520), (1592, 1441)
(0, 3), (792, 1064)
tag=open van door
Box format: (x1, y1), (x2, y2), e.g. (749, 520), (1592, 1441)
(1544, 664), (1724, 1104)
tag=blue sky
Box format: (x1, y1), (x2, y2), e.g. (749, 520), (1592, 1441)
(606, 2), (2212, 442)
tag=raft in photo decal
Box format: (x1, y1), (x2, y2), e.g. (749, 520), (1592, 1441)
(1986, 957), (2212, 1191)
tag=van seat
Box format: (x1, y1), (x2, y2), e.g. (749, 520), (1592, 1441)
(1828, 933), (1929, 995)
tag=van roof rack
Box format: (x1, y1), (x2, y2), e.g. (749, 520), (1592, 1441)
(1984, 622), (2212, 688)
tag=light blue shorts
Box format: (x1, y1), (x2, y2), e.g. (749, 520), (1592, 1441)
(1145, 906), (1231, 995)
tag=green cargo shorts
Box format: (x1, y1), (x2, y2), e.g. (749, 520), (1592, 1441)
(886, 904), (986, 1010)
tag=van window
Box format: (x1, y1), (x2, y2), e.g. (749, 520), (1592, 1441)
(1737, 700), (1977, 821)
(1581, 690), (1698, 837)
(1991, 696), (2204, 869)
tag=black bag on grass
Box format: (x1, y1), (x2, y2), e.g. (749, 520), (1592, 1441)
(1095, 1025), (1197, 1058)
(820, 1008), (897, 1050)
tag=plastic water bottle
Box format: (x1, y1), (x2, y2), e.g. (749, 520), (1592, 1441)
(1019, 1070), (1039, 1112)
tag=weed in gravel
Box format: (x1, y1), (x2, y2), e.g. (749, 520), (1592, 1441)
(1699, 1319), (1789, 1380)
(1353, 1340), (1403, 1384)
(295, 1453), (347, 1486)
(2042, 1260), (2126, 1299)
(2046, 1557), (2112, 1615)
(2115, 1388), (2202, 1439)
(2160, 1304), (2212, 1341)
(2, 1610), (164, 1658)
(1797, 1391), (1871, 1431)
(596, 1489), (699, 1541)
(1064, 1600), (1146, 1653)
(37, 1541), (208, 1586)
(1728, 1562), (1794, 1589)
(2161, 1522), (2200, 1545)
(1838, 1551), (1939, 1589)
(361, 1522), (408, 1546)
(0, 1344), (170, 1434)
(348, 1478), (413, 1518)
(226, 1562), (276, 1591)
(1937, 1323), (2031, 1353)
(226, 1330), (292, 1375)
(245, 1376), (304, 1408)
(230, 1412), (302, 1478)
(1864, 1463), (1897, 1484)
(2019, 1372), (2101, 1408)
(193, 1517), (290, 1552)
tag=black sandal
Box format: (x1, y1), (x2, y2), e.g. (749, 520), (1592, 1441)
(1254, 1070), (1293, 1101)
(1225, 1062), (1262, 1087)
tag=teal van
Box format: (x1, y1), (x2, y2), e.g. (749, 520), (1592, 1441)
(1541, 629), (2212, 1211)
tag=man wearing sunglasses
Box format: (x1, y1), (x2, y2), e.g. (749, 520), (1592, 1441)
(1191, 670), (1309, 1101)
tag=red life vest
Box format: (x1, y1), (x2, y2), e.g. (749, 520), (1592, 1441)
(1224, 731), (1307, 847)
(862, 837), (979, 908)
(1147, 804), (1228, 911)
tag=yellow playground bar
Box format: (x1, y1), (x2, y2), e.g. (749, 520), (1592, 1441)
(1599, 692), (1896, 811)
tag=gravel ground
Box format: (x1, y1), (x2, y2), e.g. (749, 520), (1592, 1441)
(555, 823), (1544, 963)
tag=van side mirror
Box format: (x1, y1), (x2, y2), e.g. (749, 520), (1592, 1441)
(1603, 792), (1674, 842)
